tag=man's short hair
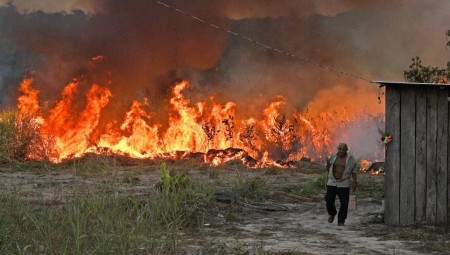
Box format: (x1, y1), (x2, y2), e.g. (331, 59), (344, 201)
(337, 143), (348, 150)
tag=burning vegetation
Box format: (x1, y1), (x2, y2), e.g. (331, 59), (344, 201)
(359, 159), (385, 175)
(0, 1), (393, 168)
(4, 71), (384, 168)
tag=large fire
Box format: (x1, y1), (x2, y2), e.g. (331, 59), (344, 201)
(14, 72), (383, 167)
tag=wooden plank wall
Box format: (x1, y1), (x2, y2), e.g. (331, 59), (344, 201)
(385, 85), (449, 225)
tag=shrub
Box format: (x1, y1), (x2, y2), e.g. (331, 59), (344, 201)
(0, 110), (16, 162)
(0, 110), (47, 162)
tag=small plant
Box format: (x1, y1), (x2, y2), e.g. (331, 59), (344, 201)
(281, 174), (327, 201)
(233, 172), (270, 201)
(156, 162), (188, 193)
(149, 163), (215, 251)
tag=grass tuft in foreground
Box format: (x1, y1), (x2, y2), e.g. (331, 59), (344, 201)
(0, 163), (215, 254)
(233, 171), (270, 201)
(280, 174), (328, 201)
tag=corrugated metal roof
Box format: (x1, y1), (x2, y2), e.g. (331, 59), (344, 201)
(371, 80), (450, 87)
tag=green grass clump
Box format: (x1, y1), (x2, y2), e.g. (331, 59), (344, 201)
(233, 172), (270, 201)
(354, 174), (384, 201)
(281, 174), (327, 200)
(149, 164), (215, 250)
(0, 110), (17, 162)
(0, 163), (216, 254)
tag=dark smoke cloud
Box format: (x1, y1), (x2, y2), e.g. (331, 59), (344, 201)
(0, 0), (229, 119)
(0, 0), (449, 118)
(213, 0), (450, 111)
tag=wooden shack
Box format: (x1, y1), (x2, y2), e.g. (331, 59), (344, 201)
(373, 81), (450, 226)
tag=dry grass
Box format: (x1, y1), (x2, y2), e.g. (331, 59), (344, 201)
(0, 156), (391, 254)
(0, 163), (216, 254)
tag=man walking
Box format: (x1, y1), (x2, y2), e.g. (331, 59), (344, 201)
(325, 143), (357, 226)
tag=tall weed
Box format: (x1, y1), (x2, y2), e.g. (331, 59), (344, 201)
(0, 110), (47, 162)
(281, 174), (328, 200)
(233, 172), (270, 201)
(0, 110), (16, 162)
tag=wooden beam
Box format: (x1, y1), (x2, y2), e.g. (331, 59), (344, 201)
(437, 87), (449, 223)
(448, 88), (450, 222)
(400, 86), (415, 225)
(426, 88), (438, 224)
(385, 85), (401, 225)
(415, 87), (427, 223)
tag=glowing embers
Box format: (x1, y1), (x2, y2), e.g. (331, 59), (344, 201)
(359, 160), (385, 175)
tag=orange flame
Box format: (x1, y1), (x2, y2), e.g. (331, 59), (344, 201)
(18, 78), (40, 116)
(99, 100), (160, 158)
(14, 77), (383, 167)
(163, 81), (207, 152)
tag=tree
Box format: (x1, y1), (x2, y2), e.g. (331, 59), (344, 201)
(448, 29), (450, 47)
(404, 30), (450, 83)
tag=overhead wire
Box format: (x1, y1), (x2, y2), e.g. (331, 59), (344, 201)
(153, 0), (371, 83)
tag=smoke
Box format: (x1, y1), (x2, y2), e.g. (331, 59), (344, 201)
(0, 0), (449, 159)
(220, 0), (403, 19)
(305, 82), (385, 160)
(0, 0), (230, 118)
(0, 0), (99, 14)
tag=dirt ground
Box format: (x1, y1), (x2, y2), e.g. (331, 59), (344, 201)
(0, 161), (448, 255)
(198, 198), (402, 254)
